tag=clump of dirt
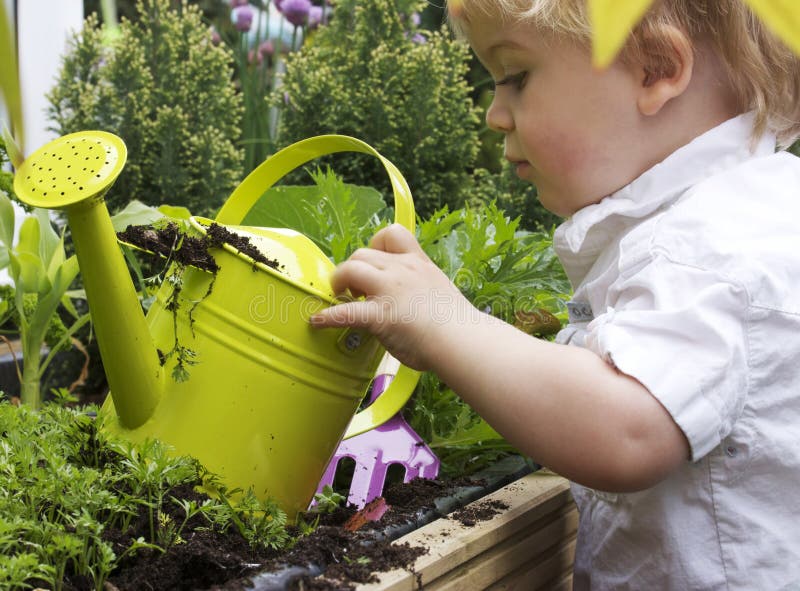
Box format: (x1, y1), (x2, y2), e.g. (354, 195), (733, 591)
(449, 499), (509, 527)
(117, 222), (281, 273)
(281, 526), (427, 591)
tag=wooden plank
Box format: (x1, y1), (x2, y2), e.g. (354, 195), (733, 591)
(429, 506), (578, 591)
(358, 473), (574, 591)
(487, 537), (577, 591)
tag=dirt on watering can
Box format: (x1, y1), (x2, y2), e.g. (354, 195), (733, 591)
(117, 222), (282, 273)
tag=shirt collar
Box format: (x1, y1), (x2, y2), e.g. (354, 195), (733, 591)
(553, 112), (776, 287)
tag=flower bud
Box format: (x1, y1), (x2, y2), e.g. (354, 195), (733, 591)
(233, 5), (254, 32)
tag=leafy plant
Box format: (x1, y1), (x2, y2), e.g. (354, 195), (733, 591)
(409, 203), (570, 475)
(47, 0), (244, 216)
(273, 0), (481, 218)
(243, 166), (391, 261)
(0, 191), (91, 408)
(0, 401), (292, 590)
(214, 0), (326, 174)
(312, 484), (347, 514)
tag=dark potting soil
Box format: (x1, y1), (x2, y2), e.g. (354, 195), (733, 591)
(448, 499), (510, 527)
(117, 222), (281, 273)
(55, 457), (533, 591)
(52, 477), (465, 591)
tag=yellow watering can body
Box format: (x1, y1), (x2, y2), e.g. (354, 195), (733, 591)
(13, 132), (420, 518)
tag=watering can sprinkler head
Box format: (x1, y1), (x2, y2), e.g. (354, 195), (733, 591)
(14, 131), (164, 430)
(13, 131), (127, 210)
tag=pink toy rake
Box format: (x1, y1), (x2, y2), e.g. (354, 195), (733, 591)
(315, 356), (440, 508)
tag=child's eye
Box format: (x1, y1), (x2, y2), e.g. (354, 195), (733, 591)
(494, 71), (528, 90)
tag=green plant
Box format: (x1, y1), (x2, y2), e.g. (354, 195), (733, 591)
(47, 0), (244, 216)
(243, 166), (391, 261)
(215, 0), (322, 174)
(312, 484), (346, 514)
(0, 192), (91, 408)
(273, 0), (481, 218)
(0, 136), (14, 201)
(0, 401), (292, 589)
(409, 202), (571, 476)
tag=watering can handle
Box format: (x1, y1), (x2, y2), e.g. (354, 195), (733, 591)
(215, 135), (415, 230)
(215, 135), (421, 439)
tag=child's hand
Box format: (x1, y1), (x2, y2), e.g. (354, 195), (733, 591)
(310, 224), (473, 371)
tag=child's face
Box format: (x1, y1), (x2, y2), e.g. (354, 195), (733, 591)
(468, 17), (655, 217)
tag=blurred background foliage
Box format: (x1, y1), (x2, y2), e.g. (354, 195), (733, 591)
(66, 0), (557, 229)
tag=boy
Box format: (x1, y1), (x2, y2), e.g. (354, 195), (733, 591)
(311, 1), (800, 588)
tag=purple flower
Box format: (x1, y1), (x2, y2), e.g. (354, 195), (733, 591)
(258, 39), (275, 58)
(233, 5), (254, 32)
(307, 5), (323, 29)
(273, 0), (284, 10)
(210, 28), (222, 46)
(411, 32), (426, 44)
(280, 0), (312, 27)
(230, 0), (249, 7)
(410, 12), (421, 27)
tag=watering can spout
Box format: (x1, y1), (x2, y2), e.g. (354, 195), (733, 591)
(12, 132), (163, 428)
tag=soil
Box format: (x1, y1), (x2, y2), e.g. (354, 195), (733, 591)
(54, 475), (498, 591)
(117, 222), (281, 273)
(448, 499), (510, 527)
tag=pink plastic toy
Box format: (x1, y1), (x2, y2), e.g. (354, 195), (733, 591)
(315, 357), (440, 508)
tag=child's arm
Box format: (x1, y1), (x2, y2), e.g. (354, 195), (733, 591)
(311, 224), (690, 492)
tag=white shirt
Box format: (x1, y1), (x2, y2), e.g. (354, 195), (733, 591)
(554, 113), (800, 591)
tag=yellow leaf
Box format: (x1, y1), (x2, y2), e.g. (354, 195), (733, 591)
(589, 0), (655, 68)
(744, 0), (800, 56)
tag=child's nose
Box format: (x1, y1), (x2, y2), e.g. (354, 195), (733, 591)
(486, 97), (513, 133)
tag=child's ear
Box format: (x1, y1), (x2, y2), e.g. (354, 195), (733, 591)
(636, 25), (694, 116)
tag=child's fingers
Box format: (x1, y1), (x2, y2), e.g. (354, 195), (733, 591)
(329, 259), (385, 297)
(369, 224), (426, 255)
(348, 247), (391, 270)
(309, 299), (384, 329)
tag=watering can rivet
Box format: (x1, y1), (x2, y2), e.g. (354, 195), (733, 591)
(344, 332), (362, 351)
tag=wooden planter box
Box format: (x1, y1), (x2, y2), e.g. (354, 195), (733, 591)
(359, 471), (577, 590)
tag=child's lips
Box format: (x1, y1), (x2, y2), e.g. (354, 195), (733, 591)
(510, 160), (531, 178)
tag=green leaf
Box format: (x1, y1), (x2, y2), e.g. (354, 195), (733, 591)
(110, 200), (167, 232)
(16, 216), (40, 259)
(157, 204), (193, 220)
(34, 209), (60, 269)
(241, 168), (387, 262)
(9, 251), (48, 295)
(0, 190), (15, 249)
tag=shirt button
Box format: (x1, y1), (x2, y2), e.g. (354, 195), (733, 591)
(725, 446), (738, 457)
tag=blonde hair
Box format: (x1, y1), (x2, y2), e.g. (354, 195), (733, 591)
(450, 0), (800, 147)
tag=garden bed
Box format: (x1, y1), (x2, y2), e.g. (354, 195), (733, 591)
(241, 457), (576, 591)
(358, 470), (576, 591)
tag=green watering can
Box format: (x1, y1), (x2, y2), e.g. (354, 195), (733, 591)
(12, 131), (421, 518)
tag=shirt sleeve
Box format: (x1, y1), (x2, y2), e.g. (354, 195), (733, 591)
(584, 254), (749, 461)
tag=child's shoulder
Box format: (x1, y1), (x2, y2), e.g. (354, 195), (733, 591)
(659, 149), (800, 235)
(642, 150), (800, 304)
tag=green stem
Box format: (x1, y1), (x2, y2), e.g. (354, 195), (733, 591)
(20, 335), (42, 408)
(100, 0), (118, 28)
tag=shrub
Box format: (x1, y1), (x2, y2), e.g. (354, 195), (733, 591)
(47, 0), (244, 216)
(273, 0), (481, 218)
